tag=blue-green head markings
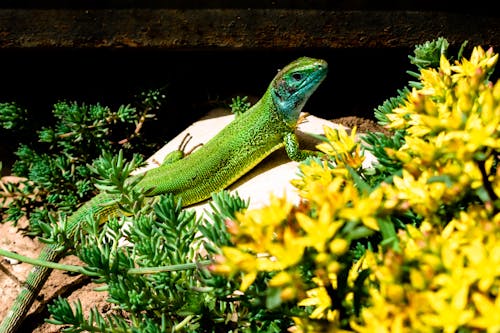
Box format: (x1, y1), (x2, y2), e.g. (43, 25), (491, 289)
(271, 57), (328, 126)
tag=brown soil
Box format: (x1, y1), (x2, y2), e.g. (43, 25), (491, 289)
(0, 216), (109, 333)
(0, 116), (383, 333)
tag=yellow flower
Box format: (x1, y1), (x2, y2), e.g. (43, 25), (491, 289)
(240, 271), (257, 292)
(339, 188), (382, 231)
(351, 288), (408, 333)
(268, 271), (292, 287)
(298, 285), (332, 320)
(292, 159), (344, 202)
(420, 283), (475, 332)
(296, 202), (344, 252)
(317, 125), (365, 169)
(266, 226), (307, 269)
(469, 292), (500, 330)
(356, 205), (500, 332)
(386, 105), (412, 130)
(233, 194), (293, 253)
(451, 46), (499, 81)
(440, 53), (452, 76)
(297, 277), (345, 323)
(215, 247), (288, 291)
(329, 238), (350, 256)
(392, 170), (443, 216)
(212, 247), (260, 291)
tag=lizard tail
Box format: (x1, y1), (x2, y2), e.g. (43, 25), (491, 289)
(0, 245), (61, 333)
(0, 193), (120, 333)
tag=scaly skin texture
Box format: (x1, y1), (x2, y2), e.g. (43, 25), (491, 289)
(0, 56), (327, 333)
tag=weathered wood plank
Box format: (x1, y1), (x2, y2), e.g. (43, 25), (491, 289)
(0, 9), (498, 49)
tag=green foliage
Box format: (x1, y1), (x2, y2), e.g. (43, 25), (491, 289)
(408, 36), (449, 70)
(48, 297), (169, 333)
(372, 87), (409, 126)
(0, 89), (165, 234)
(200, 190), (249, 253)
(361, 130), (404, 185)
(229, 95), (251, 116)
(45, 151), (253, 332)
(42, 149), (294, 331)
(0, 102), (28, 130)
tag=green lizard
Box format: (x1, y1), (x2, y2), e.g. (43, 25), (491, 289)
(0, 56), (328, 333)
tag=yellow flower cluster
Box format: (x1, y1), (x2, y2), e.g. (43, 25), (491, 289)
(351, 46), (500, 332)
(212, 126), (382, 331)
(212, 45), (500, 332)
(212, 195), (302, 292)
(386, 46), (499, 219)
(352, 208), (500, 332)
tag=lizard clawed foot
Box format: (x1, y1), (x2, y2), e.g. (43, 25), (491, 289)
(179, 133), (203, 157)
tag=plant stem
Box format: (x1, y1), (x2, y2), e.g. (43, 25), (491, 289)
(127, 260), (212, 274)
(0, 247), (211, 276)
(0, 247), (88, 274)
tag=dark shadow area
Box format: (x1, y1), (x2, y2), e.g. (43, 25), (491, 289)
(0, 48), (412, 121)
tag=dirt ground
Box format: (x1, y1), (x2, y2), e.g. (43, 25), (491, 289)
(0, 116), (384, 333)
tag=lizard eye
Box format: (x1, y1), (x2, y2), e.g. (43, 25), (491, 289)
(291, 73), (303, 81)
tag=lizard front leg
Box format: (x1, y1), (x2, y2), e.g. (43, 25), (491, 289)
(283, 132), (319, 162)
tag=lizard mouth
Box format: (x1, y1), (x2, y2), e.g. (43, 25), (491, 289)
(271, 57), (328, 125)
(293, 61), (328, 98)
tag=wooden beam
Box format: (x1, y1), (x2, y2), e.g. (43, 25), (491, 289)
(1, 9), (498, 49)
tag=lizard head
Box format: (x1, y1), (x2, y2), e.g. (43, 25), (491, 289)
(271, 57), (328, 126)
